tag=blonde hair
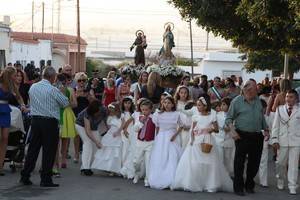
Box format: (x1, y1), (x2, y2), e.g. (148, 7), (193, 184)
(0, 66), (24, 104)
(147, 72), (162, 97)
(74, 72), (88, 82)
(279, 79), (291, 93)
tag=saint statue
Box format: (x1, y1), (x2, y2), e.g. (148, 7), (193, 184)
(130, 30), (147, 66)
(159, 22), (175, 65)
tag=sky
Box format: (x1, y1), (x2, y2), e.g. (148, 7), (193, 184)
(0, 0), (234, 54)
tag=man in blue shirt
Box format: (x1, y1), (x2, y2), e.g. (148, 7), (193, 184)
(20, 67), (69, 187)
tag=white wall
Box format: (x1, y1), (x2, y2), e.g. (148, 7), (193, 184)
(10, 40), (52, 68)
(52, 53), (65, 72)
(179, 60), (272, 83)
(0, 27), (10, 67)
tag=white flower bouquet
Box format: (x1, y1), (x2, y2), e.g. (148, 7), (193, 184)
(146, 64), (185, 78)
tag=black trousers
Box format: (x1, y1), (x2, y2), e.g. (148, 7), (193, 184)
(21, 117), (59, 183)
(233, 130), (264, 192)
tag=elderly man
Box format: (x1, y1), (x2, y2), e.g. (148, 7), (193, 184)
(20, 67), (69, 187)
(226, 79), (269, 196)
(62, 65), (77, 88)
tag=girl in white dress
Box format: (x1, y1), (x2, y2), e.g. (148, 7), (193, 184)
(148, 96), (185, 189)
(172, 95), (233, 193)
(120, 96), (136, 179)
(174, 85), (192, 149)
(91, 102), (124, 174)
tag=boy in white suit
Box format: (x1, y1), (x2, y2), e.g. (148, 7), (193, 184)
(272, 89), (300, 195)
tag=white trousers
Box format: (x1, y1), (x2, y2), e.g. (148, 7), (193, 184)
(75, 124), (99, 170)
(259, 140), (269, 186)
(276, 146), (300, 190)
(217, 145), (235, 177)
(223, 147), (235, 177)
(133, 140), (153, 183)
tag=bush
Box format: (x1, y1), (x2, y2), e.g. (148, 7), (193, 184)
(176, 58), (196, 66)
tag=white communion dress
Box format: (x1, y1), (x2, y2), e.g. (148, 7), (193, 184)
(91, 116), (122, 173)
(171, 112), (233, 192)
(148, 111), (185, 189)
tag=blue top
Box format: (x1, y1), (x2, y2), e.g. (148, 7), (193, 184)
(0, 87), (12, 113)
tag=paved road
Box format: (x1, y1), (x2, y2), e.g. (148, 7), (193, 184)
(0, 155), (299, 200)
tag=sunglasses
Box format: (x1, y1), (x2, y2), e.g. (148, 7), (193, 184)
(78, 79), (86, 83)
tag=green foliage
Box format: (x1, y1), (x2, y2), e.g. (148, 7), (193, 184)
(169, 0), (300, 75)
(176, 57), (196, 66)
(117, 61), (130, 68)
(86, 58), (112, 78)
(243, 51), (300, 77)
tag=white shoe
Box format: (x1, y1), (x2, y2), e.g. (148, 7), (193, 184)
(277, 179), (284, 190)
(144, 181), (149, 187)
(289, 188), (297, 195)
(133, 176), (139, 184)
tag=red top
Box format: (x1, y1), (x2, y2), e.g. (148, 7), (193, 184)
(104, 86), (116, 107)
(138, 117), (156, 141)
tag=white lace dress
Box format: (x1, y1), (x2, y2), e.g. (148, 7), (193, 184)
(91, 116), (122, 173)
(120, 111), (137, 179)
(171, 112), (233, 192)
(148, 111), (185, 189)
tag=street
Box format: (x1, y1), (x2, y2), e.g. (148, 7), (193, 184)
(0, 156), (299, 200)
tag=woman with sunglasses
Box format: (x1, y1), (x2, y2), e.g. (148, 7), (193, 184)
(73, 73), (90, 164)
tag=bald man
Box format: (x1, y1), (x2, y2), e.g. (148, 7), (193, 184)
(226, 80), (270, 196)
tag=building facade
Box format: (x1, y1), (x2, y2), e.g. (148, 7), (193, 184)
(0, 16), (11, 68)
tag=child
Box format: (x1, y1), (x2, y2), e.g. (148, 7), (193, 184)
(172, 95), (233, 193)
(259, 99), (271, 187)
(133, 100), (155, 187)
(174, 86), (191, 148)
(91, 102), (124, 174)
(148, 96), (185, 189)
(120, 96), (136, 179)
(272, 89), (300, 195)
(213, 97), (235, 177)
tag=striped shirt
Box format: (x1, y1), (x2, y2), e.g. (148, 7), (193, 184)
(29, 79), (69, 120)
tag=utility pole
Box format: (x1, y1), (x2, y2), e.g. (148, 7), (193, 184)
(189, 19), (194, 77)
(77, 0), (81, 71)
(52, 0), (54, 41)
(57, 0), (61, 33)
(205, 31), (209, 51)
(42, 2), (45, 33)
(32, 1), (34, 39)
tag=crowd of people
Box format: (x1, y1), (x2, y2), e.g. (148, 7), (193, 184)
(0, 63), (299, 196)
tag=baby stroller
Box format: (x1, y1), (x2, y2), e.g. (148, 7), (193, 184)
(4, 105), (26, 172)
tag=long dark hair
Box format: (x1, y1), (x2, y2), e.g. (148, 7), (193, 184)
(160, 96), (176, 112)
(86, 100), (102, 116)
(121, 97), (135, 114)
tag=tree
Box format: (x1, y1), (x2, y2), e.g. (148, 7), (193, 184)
(243, 51), (299, 79)
(169, 0), (300, 76)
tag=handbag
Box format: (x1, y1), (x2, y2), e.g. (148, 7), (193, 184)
(200, 134), (213, 153)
